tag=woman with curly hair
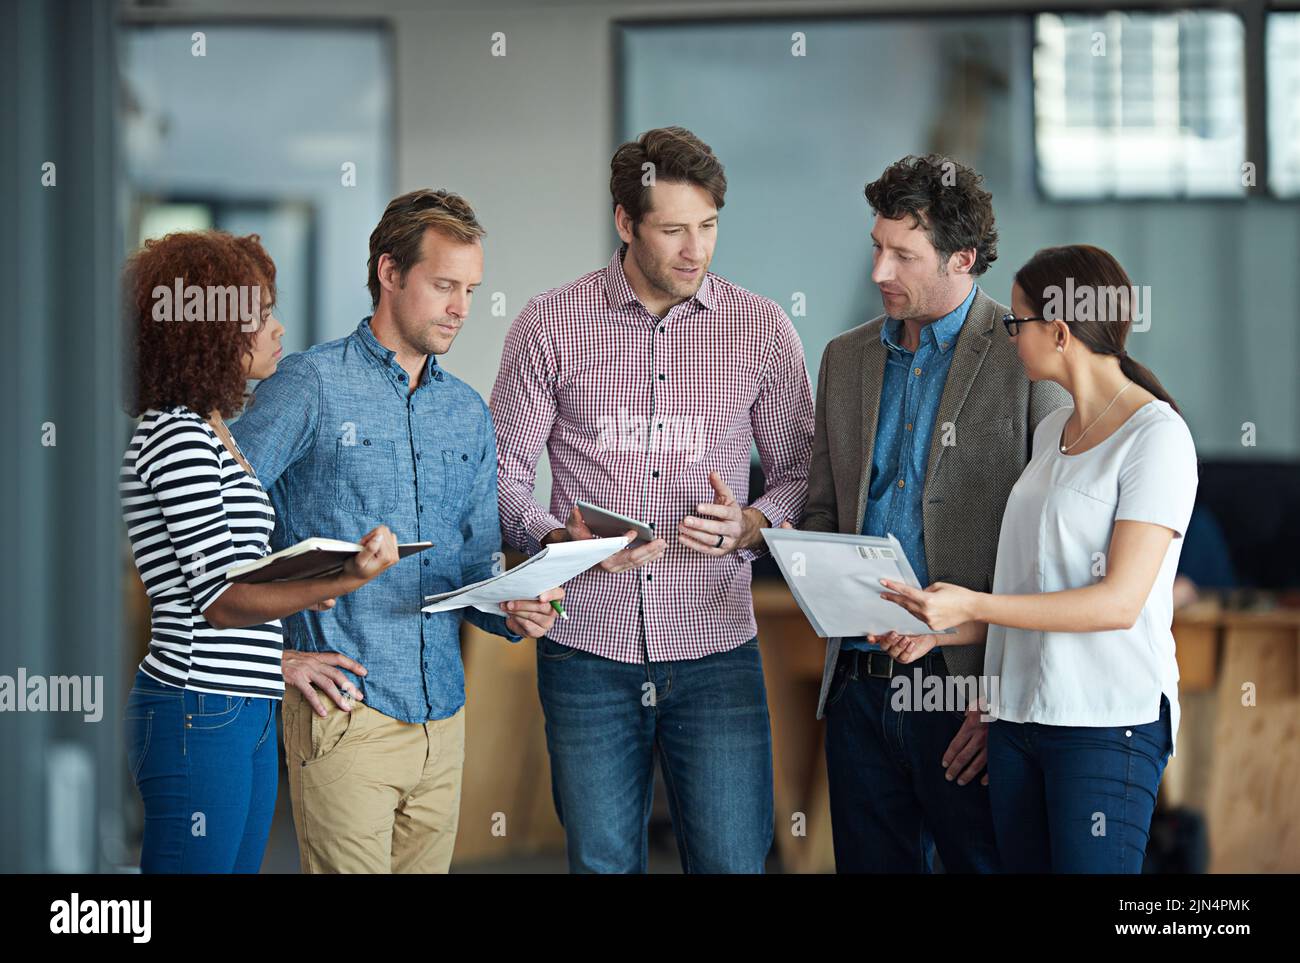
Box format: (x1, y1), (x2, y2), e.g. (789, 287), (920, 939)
(120, 230), (398, 873)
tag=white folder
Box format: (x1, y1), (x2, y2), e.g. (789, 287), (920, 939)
(760, 529), (953, 638)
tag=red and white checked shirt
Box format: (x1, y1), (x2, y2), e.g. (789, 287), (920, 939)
(490, 249), (814, 663)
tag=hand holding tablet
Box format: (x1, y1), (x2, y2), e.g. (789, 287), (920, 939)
(573, 500), (656, 544)
(543, 501), (666, 574)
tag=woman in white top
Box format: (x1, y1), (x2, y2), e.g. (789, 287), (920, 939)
(876, 245), (1197, 873)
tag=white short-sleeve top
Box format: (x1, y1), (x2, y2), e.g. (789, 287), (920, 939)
(983, 399), (1198, 755)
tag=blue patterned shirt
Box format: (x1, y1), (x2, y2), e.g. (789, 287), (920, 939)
(845, 284), (977, 652)
(231, 318), (517, 723)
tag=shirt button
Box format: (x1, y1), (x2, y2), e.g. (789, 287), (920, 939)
(905, 423), (913, 431)
(462, 454), (468, 461)
(658, 325), (665, 333)
(362, 439), (371, 447)
(423, 558), (429, 566)
(399, 373), (407, 382)
(416, 453), (421, 460)
(1125, 729), (1133, 737)
(424, 613), (431, 620)
(897, 479), (905, 489)
(652, 470), (660, 478)
(646, 574), (653, 582)
(657, 374), (665, 381)
(913, 367), (922, 376)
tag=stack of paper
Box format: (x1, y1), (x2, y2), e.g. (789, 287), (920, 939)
(422, 536), (630, 615)
(760, 529), (950, 638)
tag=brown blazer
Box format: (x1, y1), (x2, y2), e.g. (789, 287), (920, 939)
(802, 287), (1069, 718)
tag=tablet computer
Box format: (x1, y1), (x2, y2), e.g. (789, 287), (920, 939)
(575, 500), (656, 545)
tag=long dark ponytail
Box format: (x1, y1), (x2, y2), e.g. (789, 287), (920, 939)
(1014, 244), (1181, 415)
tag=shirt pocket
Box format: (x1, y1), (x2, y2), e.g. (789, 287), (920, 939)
(948, 416), (1014, 472)
(438, 449), (476, 513)
(335, 438), (398, 516)
(965, 416), (1013, 446)
(1039, 483), (1118, 591)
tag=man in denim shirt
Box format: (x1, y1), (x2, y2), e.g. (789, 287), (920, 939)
(232, 190), (561, 873)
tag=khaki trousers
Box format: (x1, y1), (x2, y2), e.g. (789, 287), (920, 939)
(282, 685), (465, 873)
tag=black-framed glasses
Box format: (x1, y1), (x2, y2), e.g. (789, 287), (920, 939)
(1001, 312), (1048, 337)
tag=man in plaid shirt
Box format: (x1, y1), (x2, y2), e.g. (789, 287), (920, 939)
(490, 127), (814, 873)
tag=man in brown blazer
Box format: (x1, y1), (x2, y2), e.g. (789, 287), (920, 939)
(799, 155), (1068, 872)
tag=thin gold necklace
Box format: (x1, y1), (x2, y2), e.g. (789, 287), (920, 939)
(1061, 381), (1133, 454)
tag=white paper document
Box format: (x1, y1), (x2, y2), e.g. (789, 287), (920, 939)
(760, 529), (952, 638)
(421, 536), (630, 615)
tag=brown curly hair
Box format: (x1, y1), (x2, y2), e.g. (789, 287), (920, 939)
(124, 230), (277, 419)
(865, 154), (998, 276)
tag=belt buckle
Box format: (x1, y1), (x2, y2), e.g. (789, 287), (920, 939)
(864, 650), (895, 678)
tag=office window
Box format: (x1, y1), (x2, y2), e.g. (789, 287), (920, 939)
(1268, 13), (1300, 197)
(121, 25), (393, 354)
(1034, 10), (1246, 198)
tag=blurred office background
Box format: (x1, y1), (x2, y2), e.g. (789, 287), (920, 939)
(2, 0), (1297, 873)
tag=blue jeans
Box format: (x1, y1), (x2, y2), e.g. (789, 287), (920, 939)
(124, 667), (279, 873)
(987, 694), (1172, 873)
(536, 636), (774, 873)
(823, 648), (1000, 873)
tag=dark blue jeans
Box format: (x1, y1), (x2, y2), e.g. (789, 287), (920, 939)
(823, 648), (1000, 873)
(124, 668), (279, 873)
(536, 635), (774, 873)
(987, 694), (1172, 873)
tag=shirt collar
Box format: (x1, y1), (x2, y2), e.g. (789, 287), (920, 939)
(354, 316), (442, 383)
(603, 248), (715, 315)
(880, 284), (977, 355)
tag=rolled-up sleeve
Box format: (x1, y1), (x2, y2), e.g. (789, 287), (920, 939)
(137, 415), (241, 614)
(490, 298), (566, 556)
(738, 307), (815, 561)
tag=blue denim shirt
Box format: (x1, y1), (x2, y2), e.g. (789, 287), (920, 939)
(230, 317), (517, 723)
(845, 285), (976, 652)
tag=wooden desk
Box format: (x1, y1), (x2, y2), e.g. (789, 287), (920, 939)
(754, 583), (1300, 874)
(454, 631), (565, 865)
(1171, 602), (1300, 872)
(453, 586), (1299, 872)
(754, 582), (835, 873)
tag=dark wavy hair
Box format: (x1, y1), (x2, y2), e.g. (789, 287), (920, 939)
(865, 154), (998, 276)
(123, 230), (277, 419)
(1014, 244), (1180, 415)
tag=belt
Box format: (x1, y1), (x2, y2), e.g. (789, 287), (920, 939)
(838, 646), (946, 680)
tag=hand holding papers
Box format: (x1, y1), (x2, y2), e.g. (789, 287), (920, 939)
(421, 536), (630, 616)
(760, 529), (952, 638)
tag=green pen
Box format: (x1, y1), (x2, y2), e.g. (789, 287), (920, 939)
(550, 599), (569, 621)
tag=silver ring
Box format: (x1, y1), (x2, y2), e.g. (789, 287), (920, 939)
(715, 534), (725, 548)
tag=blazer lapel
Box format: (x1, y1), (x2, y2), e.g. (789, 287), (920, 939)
(853, 332), (888, 532)
(922, 289), (995, 495)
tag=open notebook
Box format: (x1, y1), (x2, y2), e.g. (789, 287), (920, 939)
(224, 537), (433, 583)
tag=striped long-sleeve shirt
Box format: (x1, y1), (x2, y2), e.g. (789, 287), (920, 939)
(120, 406), (283, 698)
(490, 249), (815, 663)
